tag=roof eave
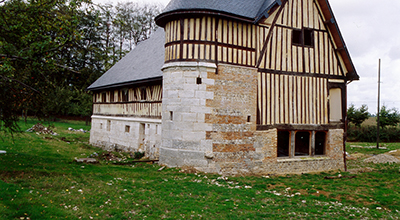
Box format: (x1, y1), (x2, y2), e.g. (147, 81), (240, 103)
(156, 9), (254, 27)
(317, 0), (359, 81)
(87, 76), (162, 92)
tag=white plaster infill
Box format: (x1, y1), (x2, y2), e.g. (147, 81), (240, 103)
(91, 115), (161, 124)
(162, 61), (217, 70)
(277, 156), (330, 162)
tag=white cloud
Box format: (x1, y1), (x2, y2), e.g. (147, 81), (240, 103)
(331, 0), (400, 113)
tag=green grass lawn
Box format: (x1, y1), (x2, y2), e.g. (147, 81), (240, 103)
(1, 119), (400, 219)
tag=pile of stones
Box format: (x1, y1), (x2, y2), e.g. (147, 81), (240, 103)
(26, 123), (58, 135)
(364, 154), (400, 164)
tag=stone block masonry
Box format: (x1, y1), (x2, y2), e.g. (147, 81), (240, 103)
(90, 115), (161, 160)
(159, 62), (345, 176)
(160, 62), (216, 169)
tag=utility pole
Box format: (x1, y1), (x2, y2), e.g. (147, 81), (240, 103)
(377, 59), (381, 149)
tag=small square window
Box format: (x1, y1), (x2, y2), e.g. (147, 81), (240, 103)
(125, 125), (130, 133)
(196, 77), (202, 84)
(292, 29), (302, 45)
(304, 29), (313, 47)
(292, 28), (314, 47)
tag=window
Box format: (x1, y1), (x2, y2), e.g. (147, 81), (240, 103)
(110, 91), (114, 102)
(277, 131), (290, 157)
(121, 89), (129, 102)
(196, 77), (202, 84)
(140, 87), (147, 100)
(277, 130), (325, 157)
(125, 125), (130, 133)
(292, 29), (302, 45)
(292, 28), (314, 47)
(170, 111), (173, 120)
(315, 131), (326, 155)
(107, 120), (111, 131)
(329, 88), (342, 122)
(101, 92), (106, 103)
(295, 131), (310, 156)
(139, 123), (145, 145)
(304, 29), (313, 47)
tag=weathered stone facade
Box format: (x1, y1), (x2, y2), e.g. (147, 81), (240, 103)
(90, 116), (161, 159)
(160, 62), (216, 169)
(159, 62), (345, 175)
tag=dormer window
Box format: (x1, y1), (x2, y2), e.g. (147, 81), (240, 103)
(292, 28), (314, 47)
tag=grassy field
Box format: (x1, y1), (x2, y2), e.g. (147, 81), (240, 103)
(1, 119), (400, 219)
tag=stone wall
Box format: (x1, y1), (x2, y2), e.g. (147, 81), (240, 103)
(90, 115), (161, 159)
(214, 127), (345, 175)
(158, 62), (345, 175)
(159, 62), (216, 169)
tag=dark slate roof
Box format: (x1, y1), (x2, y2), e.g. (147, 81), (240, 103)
(156, 0), (282, 26)
(87, 29), (164, 91)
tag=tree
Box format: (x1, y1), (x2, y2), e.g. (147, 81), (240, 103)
(347, 104), (369, 127)
(378, 105), (400, 129)
(0, 0), (94, 132)
(0, 0), (161, 133)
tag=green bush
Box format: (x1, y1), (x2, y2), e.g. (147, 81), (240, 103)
(133, 151), (145, 159)
(347, 125), (400, 142)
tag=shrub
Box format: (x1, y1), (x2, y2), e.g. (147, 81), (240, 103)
(133, 151), (145, 159)
(347, 125), (400, 142)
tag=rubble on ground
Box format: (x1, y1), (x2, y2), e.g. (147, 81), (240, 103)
(350, 145), (387, 150)
(68, 127), (88, 133)
(99, 152), (122, 162)
(364, 154), (400, 164)
(26, 123), (58, 135)
(75, 158), (98, 163)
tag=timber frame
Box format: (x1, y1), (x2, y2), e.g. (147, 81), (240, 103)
(87, 0), (358, 175)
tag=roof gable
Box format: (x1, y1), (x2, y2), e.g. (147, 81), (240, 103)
(315, 0), (358, 80)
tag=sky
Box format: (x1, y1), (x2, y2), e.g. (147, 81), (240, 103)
(94, 0), (400, 114)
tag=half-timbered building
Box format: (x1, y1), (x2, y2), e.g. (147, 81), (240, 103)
(88, 0), (359, 175)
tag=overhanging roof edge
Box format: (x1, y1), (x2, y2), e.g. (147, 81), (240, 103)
(87, 76), (162, 92)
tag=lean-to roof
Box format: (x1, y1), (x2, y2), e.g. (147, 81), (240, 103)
(87, 29), (165, 91)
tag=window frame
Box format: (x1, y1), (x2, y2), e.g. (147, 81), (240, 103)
(277, 130), (327, 158)
(292, 28), (314, 48)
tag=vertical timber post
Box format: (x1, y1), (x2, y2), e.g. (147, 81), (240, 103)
(377, 59), (381, 149)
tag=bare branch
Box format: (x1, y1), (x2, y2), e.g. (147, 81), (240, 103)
(0, 75), (40, 93)
(54, 64), (80, 74)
